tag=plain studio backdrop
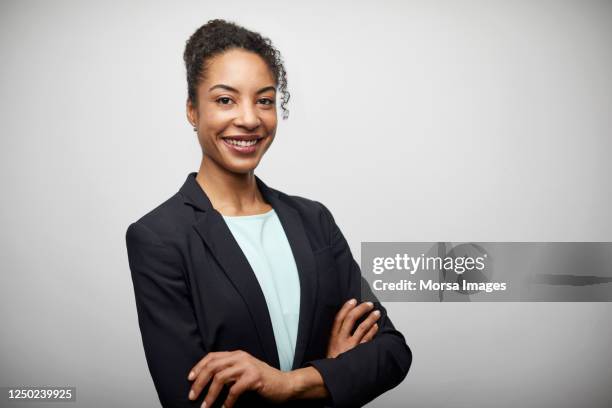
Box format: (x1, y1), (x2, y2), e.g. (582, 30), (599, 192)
(1, 0), (611, 407)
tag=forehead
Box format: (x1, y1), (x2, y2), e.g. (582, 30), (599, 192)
(203, 48), (275, 90)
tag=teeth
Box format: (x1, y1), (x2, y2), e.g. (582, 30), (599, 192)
(226, 139), (258, 147)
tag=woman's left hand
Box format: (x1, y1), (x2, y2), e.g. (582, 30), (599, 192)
(187, 350), (292, 407)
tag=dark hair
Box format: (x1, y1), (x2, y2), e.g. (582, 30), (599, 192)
(183, 19), (290, 119)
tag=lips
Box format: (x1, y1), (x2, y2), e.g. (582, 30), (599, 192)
(221, 135), (265, 154)
(221, 135), (263, 142)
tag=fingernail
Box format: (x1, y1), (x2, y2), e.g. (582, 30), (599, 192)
(367, 301), (374, 307)
(201, 402), (207, 408)
(188, 371), (195, 380)
(348, 298), (357, 305)
(188, 390), (195, 400)
(373, 310), (380, 316)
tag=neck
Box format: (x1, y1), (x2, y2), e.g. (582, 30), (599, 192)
(195, 155), (269, 215)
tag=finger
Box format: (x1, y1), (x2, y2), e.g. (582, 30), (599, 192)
(352, 309), (381, 341)
(188, 351), (233, 381)
(203, 365), (244, 408)
(223, 377), (251, 408)
(339, 301), (374, 337)
(189, 353), (241, 400)
(331, 298), (357, 335)
(359, 323), (379, 344)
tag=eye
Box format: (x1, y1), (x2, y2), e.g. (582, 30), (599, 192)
(216, 97), (234, 105)
(258, 98), (275, 106)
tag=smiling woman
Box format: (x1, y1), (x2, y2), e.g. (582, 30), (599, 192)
(187, 47), (279, 180)
(125, 18), (412, 408)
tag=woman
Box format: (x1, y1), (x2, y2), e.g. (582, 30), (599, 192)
(126, 19), (412, 408)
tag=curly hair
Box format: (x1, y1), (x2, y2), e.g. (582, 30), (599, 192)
(183, 19), (290, 119)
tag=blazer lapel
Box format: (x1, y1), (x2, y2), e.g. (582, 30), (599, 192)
(259, 181), (318, 371)
(179, 173), (318, 371)
(194, 209), (281, 369)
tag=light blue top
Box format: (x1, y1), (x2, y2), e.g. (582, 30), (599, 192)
(222, 209), (301, 371)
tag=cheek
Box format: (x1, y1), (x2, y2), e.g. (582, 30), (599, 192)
(199, 112), (230, 144)
(261, 112), (278, 133)
(202, 108), (232, 130)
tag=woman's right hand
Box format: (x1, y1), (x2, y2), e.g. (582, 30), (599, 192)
(326, 298), (380, 359)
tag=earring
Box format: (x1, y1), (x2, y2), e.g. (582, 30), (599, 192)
(193, 126), (197, 132)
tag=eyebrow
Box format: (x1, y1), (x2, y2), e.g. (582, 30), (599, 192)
(208, 84), (276, 94)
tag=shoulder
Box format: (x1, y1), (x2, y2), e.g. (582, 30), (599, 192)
(269, 186), (337, 244)
(269, 184), (331, 219)
(125, 191), (192, 248)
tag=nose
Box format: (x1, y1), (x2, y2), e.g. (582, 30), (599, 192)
(233, 102), (261, 130)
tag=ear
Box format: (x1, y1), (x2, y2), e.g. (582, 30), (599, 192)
(186, 98), (198, 127)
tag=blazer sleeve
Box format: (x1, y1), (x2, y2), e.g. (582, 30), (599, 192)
(304, 204), (413, 408)
(125, 221), (207, 408)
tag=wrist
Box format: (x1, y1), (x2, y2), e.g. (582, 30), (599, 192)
(284, 369), (304, 400)
(284, 367), (329, 401)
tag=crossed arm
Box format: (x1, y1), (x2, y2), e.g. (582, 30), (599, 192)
(126, 204), (411, 408)
(184, 299), (380, 407)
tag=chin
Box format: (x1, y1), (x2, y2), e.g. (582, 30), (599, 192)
(224, 161), (260, 175)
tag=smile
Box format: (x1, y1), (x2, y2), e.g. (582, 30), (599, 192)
(225, 139), (259, 147)
(221, 136), (265, 154)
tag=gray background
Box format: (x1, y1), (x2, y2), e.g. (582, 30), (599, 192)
(1, 0), (611, 407)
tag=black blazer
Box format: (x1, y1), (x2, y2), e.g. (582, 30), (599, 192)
(125, 172), (412, 408)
